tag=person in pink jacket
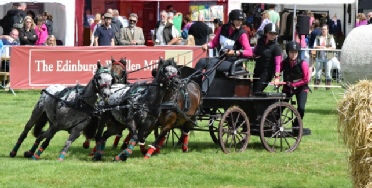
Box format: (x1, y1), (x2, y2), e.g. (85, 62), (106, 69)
(355, 13), (368, 27)
(34, 15), (48, 45)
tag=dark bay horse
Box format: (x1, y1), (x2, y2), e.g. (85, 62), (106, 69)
(82, 57), (128, 149)
(144, 66), (202, 158)
(9, 61), (113, 161)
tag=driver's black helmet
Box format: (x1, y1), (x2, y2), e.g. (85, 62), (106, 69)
(264, 23), (279, 35)
(229, 9), (245, 22)
(286, 41), (301, 54)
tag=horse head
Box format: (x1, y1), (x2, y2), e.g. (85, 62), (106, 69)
(154, 57), (181, 89)
(110, 56), (127, 84)
(94, 60), (113, 97)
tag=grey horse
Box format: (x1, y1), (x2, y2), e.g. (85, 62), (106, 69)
(92, 58), (181, 161)
(9, 61), (113, 161)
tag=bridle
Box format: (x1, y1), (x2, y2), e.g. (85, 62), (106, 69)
(112, 61), (127, 84)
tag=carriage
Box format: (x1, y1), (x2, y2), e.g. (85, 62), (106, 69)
(175, 57), (305, 153)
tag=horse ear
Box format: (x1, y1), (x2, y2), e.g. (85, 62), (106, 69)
(158, 57), (164, 66)
(119, 57), (126, 65)
(97, 60), (102, 69)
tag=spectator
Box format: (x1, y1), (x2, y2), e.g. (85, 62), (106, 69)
(0, 28), (20, 45)
(267, 4), (280, 27)
(166, 5), (174, 13)
(90, 13), (104, 46)
(181, 13), (193, 39)
(118, 13), (145, 45)
(45, 35), (56, 46)
(313, 24), (336, 90)
(213, 18), (222, 35)
(111, 9), (122, 45)
(256, 10), (272, 36)
(309, 19), (321, 48)
(355, 13), (368, 27)
(188, 13), (212, 45)
(26, 10), (36, 21)
(0, 2), (27, 35)
(90, 13), (101, 34)
(19, 16), (38, 45)
(94, 13), (115, 46)
(153, 10), (179, 45)
(34, 15), (48, 45)
(115, 11), (126, 28)
(42, 11), (53, 35)
(368, 12), (372, 24)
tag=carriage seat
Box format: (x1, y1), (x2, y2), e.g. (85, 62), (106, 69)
(224, 58), (251, 78)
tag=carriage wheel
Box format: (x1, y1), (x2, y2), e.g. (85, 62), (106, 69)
(259, 102), (303, 152)
(218, 106), (250, 154)
(208, 108), (223, 145)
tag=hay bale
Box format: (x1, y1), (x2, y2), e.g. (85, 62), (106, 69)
(341, 25), (372, 84)
(337, 80), (372, 188)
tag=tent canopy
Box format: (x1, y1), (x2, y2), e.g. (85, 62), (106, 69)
(0, 0), (76, 46)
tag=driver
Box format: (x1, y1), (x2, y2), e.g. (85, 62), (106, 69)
(279, 41), (310, 128)
(195, 9), (253, 95)
(252, 23), (282, 94)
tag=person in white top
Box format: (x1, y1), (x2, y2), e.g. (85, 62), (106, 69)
(153, 10), (179, 45)
(313, 24), (336, 90)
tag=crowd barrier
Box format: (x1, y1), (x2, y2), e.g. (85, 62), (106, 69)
(7, 46), (205, 89)
(301, 48), (342, 82)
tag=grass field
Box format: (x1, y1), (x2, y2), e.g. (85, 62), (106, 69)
(0, 88), (352, 188)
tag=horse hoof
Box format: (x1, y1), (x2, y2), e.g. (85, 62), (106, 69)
(113, 155), (127, 162)
(82, 141), (90, 149)
(24, 151), (33, 158)
(9, 151), (17, 158)
(92, 154), (102, 161)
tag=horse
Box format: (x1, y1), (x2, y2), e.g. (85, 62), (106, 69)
(9, 61), (113, 161)
(93, 57), (181, 161)
(143, 66), (202, 158)
(82, 57), (128, 149)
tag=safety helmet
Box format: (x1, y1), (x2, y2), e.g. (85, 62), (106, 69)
(286, 41), (301, 54)
(264, 23), (279, 35)
(229, 9), (245, 21)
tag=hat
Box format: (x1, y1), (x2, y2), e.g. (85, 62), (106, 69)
(104, 13), (112, 19)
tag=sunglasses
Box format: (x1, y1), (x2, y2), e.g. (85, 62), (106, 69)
(129, 20), (137, 23)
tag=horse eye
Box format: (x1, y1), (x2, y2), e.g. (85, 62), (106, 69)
(97, 76), (102, 80)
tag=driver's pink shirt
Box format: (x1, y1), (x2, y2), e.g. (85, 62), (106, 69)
(208, 26), (252, 57)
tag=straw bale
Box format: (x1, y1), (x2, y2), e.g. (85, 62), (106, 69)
(337, 80), (372, 188)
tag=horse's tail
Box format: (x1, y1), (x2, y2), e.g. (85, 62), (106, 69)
(32, 112), (48, 137)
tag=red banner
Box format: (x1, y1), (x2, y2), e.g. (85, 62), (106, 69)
(10, 46), (205, 89)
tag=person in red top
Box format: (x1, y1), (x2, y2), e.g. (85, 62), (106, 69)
(195, 9), (253, 95)
(278, 41), (310, 130)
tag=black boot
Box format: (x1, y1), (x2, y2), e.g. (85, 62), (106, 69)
(314, 79), (320, 90)
(325, 79), (332, 90)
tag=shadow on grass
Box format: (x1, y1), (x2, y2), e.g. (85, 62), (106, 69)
(305, 108), (337, 115)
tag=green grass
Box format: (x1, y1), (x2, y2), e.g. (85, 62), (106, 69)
(0, 88), (352, 188)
